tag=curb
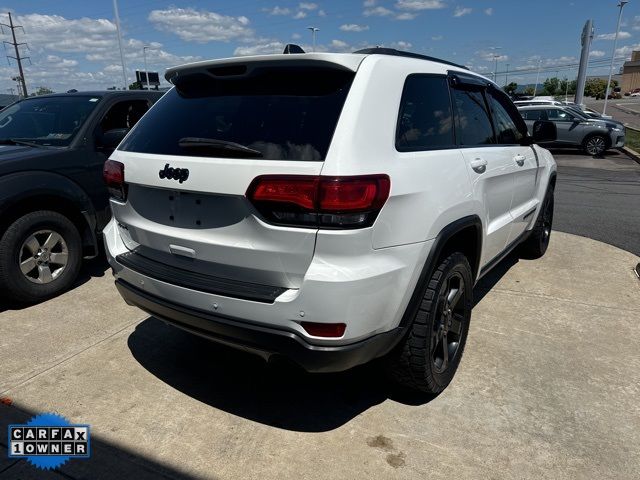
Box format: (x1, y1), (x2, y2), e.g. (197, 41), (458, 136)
(621, 146), (640, 165)
(621, 124), (640, 165)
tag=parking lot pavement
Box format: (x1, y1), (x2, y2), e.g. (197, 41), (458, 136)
(1, 229), (639, 480)
(552, 149), (640, 256)
(584, 98), (640, 129)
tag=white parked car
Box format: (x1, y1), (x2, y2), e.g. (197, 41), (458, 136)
(103, 47), (557, 393)
(514, 99), (564, 107)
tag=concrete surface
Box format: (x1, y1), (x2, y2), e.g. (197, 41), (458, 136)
(1, 231), (639, 480)
(552, 149), (640, 256)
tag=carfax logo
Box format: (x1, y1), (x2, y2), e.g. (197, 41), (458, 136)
(8, 413), (91, 470)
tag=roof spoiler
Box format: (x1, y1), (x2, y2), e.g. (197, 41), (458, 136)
(283, 44), (305, 54)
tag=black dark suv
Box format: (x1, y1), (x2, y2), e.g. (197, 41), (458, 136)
(0, 90), (163, 302)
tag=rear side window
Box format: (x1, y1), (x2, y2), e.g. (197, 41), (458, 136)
(396, 75), (454, 151)
(119, 66), (354, 161)
(451, 88), (495, 146)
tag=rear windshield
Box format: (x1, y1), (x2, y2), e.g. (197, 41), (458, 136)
(119, 65), (354, 161)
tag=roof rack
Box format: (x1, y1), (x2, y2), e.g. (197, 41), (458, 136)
(353, 47), (468, 70)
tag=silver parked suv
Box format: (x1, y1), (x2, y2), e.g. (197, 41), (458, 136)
(104, 47), (557, 394)
(518, 105), (625, 156)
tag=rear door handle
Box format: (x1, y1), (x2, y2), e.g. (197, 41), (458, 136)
(470, 157), (487, 174)
(514, 154), (526, 166)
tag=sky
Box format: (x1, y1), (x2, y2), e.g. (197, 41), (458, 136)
(2, 0), (640, 93)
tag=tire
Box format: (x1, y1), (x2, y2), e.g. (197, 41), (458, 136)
(583, 134), (608, 156)
(387, 252), (473, 394)
(0, 211), (82, 303)
(519, 188), (554, 259)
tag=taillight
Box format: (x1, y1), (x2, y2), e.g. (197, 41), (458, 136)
(103, 160), (127, 201)
(246, 175), (390, 229)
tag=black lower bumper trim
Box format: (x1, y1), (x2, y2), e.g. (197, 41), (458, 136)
(116, 251), (286, 303)
(115, 280), (403, 373)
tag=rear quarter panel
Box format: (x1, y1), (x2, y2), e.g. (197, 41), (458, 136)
(322, 56), (480, 249)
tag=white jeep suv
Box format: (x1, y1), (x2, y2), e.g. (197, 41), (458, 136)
(103, 48), (557, 394)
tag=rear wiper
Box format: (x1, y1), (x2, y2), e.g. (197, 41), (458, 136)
(178, 137), (263, 158)
(0, 138), (45, 148)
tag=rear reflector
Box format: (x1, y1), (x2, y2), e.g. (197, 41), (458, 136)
(103, 160), (127, 201)
(246, 175), (390, 229)
(301, 322), (346, 338)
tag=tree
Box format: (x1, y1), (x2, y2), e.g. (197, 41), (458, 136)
(584, 78), (607, 98)
(559, 79), (577, 96)
(128, 81), (142, 90)
(503, 82), (518, 95)
(523, 86), (535, 96)
(35, 86), (54, 96)
(542, 77), (560, 96)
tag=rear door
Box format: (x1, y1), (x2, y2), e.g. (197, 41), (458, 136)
(111, 62), (356, 289)
(450, 76), (515, 266)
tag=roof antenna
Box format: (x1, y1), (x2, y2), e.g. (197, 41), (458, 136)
(283, 44), (305, 54)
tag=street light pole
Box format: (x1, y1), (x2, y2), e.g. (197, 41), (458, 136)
(533, 60), (542, 97)
(488, 46), (501, 82)
(603, 0), (629, 116)
(143, 45), (150, 90)
(113, 0), (127, 89)
(505, 63), (510, 87)
(307, 27), (319, 52)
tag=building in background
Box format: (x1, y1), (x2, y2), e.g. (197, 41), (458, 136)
(621, 51), (640, 92)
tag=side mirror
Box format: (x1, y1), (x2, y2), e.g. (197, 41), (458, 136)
(532, 120), (556, 143)
(98, 128), (128, 150)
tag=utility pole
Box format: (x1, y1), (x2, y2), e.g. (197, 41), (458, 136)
(113, 0), (127, 89)
(603, 1), (629, 116)
(1, 12), (29, 97)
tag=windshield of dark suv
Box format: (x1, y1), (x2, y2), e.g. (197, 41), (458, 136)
(0, 95), (102, 147)
(119, 66), (354, 161)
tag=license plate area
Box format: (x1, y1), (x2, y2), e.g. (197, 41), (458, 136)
(128, 186), (248, 230)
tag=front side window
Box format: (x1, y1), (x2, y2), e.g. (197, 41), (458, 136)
(486, 90), (525, 145)
(0, 95), (101, 147)
(547, 109), (574, 122)
(521, 109), (547, 121)
(396, 75), (454, 151)
(451, 88), (495, 146)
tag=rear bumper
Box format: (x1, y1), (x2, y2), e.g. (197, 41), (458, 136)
(116, 279), (404, 372)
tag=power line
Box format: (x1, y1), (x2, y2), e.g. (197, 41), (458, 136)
(1, 12), (29, 97)
(493, 55), (629, 76)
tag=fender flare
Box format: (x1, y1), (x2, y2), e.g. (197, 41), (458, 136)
(397, 215), (482, 332)
(0, 171), (98, 256)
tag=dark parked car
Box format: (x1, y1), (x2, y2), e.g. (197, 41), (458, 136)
(0, 90), (163, 302)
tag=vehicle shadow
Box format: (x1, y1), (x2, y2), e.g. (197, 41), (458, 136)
(0, 254), (109, 314)
(473, 252), (519, 307)
(126, 254), (520, 433)
(548, 148), (624, 159)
